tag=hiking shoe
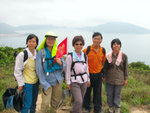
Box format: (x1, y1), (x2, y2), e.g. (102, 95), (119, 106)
(109, 107), (114, 113)
(83, 109), (90, 113)
(115, 108), (120, 113)
(94, 109), (102, 113)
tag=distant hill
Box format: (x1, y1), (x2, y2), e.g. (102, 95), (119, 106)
(15, 24), (62, 30)
(81, 22), (150, 34)
(0, 22), (150, 34)
(0, 23), (16, 34)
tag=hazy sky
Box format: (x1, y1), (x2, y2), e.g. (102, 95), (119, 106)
(0, 0), (150, 29)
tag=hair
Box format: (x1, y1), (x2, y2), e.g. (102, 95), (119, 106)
(111, 38), (122, 49)
(26, 34), (39, 48)
(72, 35), (85, 46)
(92, 32), (103, 39)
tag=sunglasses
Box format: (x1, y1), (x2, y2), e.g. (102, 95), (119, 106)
(75, 43), (83, 46)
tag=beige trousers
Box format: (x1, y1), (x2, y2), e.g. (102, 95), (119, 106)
(40, 81), (63, 113)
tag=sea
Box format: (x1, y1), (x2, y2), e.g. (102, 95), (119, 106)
(0, 29), (150, 65)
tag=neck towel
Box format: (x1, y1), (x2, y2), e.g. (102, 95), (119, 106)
(73, 50), (85, 61)
(106, 51), (122, 66)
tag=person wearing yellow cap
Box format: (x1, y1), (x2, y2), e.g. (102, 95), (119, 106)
(36, 32), (66, 113)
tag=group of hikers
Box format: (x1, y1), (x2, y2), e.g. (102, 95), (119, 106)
(13, 31), (128, 113)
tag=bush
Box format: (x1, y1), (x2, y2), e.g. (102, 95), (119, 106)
(0, 46), (24, 66)
(120, 102), (130, 113)
(129, 62), (150, 70)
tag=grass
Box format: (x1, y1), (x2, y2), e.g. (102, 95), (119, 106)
(0, 47), (150, 113)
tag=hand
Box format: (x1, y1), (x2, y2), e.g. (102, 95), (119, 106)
(102, 78), (106, 83)
(87, 81), (91, 87)
(123, 80), (128, 86)
(55, 58), (62, 66)
(67, 85), (70, 90)
(18, 86), (23, 91)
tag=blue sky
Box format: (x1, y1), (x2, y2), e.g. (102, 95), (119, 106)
(0, 0), (150, 29)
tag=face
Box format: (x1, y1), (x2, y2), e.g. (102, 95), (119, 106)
(27, 37), (37, 50)
(73, 41), (83, 52)
(46, 36), (56, 47)
(112, 42), (121, 52)
(92, 35), (102, 46)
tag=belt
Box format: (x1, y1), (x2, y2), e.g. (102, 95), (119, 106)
(90, 72), (101, 76)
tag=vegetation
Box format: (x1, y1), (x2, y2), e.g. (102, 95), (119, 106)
(0, 47), (150, 113)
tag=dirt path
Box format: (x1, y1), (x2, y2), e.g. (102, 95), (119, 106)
(36, 94), (71, 113)
(130, 107), (150, 113)
(36, 94), (150, 113)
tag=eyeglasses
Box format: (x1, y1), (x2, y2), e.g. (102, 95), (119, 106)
(75, 43), (83, 46)
(46, 37), (55, 41)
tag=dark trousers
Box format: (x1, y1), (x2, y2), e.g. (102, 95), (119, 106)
(83, 72), (102, 112)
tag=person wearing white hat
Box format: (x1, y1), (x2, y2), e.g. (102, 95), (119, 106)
(36, 32), (66, 113)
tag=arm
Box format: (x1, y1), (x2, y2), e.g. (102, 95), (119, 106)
(61, 57), (66, 71)
(123, 55), (128, 86)
(14, 52), (25, 89)
(65, 55), (72, 90)
(86, 56), (90, 87)
(36, 51), (50, 90)
(103, 59), (109, 83)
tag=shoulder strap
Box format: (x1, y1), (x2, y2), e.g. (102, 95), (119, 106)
(84, 53), (87, 63)
(42, 49), (46, 62)
(23, 50), (28, 62)
(102, 47), (106, 56)
(86, 46), (91, 55)
(68, 52), (74, 71)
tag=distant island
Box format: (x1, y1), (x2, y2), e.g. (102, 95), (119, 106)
(80, 22), (150, 34)
(0, 22), (150, 36)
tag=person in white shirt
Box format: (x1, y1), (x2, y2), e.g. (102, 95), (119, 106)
(14, 34), (39, 113)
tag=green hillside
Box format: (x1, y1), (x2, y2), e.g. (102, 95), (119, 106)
(0, 47), (150, 113)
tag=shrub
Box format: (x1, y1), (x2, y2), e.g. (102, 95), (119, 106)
(129, 62), (150, 70)
(121, 102), (130, 113)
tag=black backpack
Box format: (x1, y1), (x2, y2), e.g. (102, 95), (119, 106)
(2, 87), (25, 112)
(14, 50), (28, 63)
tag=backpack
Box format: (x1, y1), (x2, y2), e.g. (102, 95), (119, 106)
(14, 50), (28, 63)
(13, 50), (28, 81)
(67, 52), (87, 82)
(86, 45), (106, 56)
(2, 87), (25, 112)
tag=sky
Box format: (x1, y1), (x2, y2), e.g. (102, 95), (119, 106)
(0, 0), (150, 29)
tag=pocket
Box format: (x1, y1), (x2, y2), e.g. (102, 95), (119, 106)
(42, 87), (51, 95)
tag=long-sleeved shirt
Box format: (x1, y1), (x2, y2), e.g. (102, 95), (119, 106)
(14, 48), (38, 86)
(36, 50), (66, 90)
(65, 53), (90, 85)
(104, 52), (128, 85)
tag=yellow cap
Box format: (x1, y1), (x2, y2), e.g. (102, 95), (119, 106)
(45, 32), (58, 38)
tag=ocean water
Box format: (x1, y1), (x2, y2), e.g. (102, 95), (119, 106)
(0, 29), (150, 65)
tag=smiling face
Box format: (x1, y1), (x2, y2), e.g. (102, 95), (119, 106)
(112, 42), (121, 53)
(73, 41), (83, 53)
(27, 37), (37, 50)
(92, 35), (102, 46)
(46, 36), (56, 47)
